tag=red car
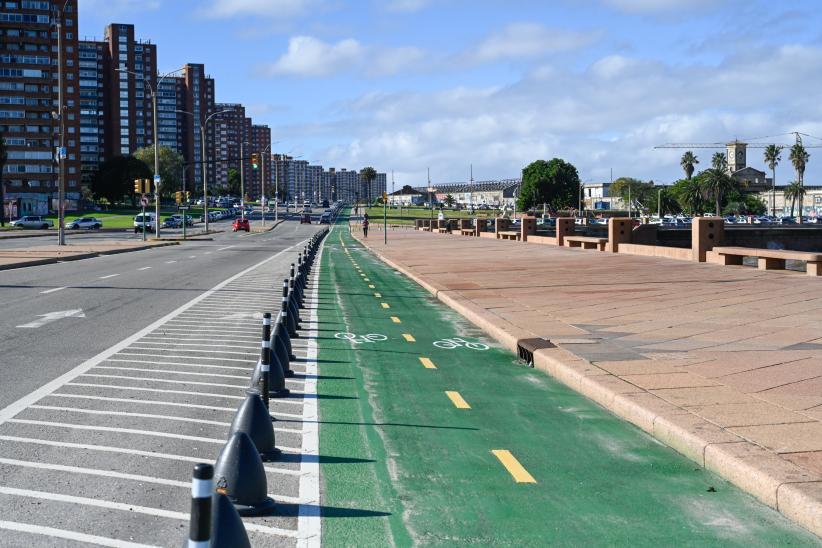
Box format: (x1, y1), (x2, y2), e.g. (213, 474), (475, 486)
(232, 218), (250, 232)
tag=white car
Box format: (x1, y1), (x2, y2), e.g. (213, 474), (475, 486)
(68, 217), (103, 230)
(133, 213), (156, 233)
(10, 216), (53, 229)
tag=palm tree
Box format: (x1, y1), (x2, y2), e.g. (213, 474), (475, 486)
(711, 152), (728, 172)
(678, 177), (704, 214)
(359, 166), (377, 205)
(0, 135), (6, 227)
(699, 168), (737, 216)
(763, 144), (783, 217)
(789, 143), (810, 223)
(784, 180), (805, 218)
(680, 151), (698, 180)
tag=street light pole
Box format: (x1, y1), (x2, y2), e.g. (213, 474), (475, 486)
(240, 141), (245, 220)
(55, 4), (66, 246)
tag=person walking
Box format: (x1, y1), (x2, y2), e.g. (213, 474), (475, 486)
(362, 213), (369, 238)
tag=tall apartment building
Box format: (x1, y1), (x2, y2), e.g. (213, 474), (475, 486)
(335, 169), (359, 203)
(178, 63), (215, 193)
(101, 23), (156, 158)
(272, 153), (291, 201)
(1, 0), (81, 215)
(321, 167), (335, 202)
(249, 124), (270, 199)
(155, 77), (182, 154)
(213, 103), (250, 193)
(77, 38), (105, 189)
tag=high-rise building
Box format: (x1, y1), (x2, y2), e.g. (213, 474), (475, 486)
(335, 169), (359, 203)
(179, 63), (215, 193)
(101, 23), (157, 158)
(1, 0), (81, 216)
(272, 153), (291, 201)
(307, 164), (322, 203)
(155, 77), (182, 154)
(213, 103), (249, 193)
(249, 124), (270, 199)
(78, 39), (106, 190)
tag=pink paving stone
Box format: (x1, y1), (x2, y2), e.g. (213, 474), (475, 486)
(782, 452), (822, 476)
(688, 402), (816, 428)
(620, 372), (723, 390)
(730, 422), (822, 453)
(718, 358), (822, 394)
(683, 351), (813, 378)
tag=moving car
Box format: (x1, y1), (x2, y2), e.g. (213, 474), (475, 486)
(232, 218), (250, 232)
(319, 212), (331, 224)
(133, 212), (156, 233)
(10, 216), (53, 229)
(68, 217), (102, 230)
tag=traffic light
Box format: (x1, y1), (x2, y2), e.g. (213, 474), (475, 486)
(251, 153), (259, 170)
(185, 191), (191, 202)
(134, 179), (141, 194)
(175, 191), (183, 204)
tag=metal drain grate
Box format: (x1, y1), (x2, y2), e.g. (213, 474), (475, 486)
(516, 338), (556, 366)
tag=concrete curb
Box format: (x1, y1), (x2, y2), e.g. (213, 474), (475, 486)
(354, 232), (822, 540)
(0, 241), (179, 271)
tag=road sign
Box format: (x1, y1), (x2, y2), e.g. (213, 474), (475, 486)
(141, 195), (149, 207)
(178, 206), (190, 211)
(153, 174), (161, 186)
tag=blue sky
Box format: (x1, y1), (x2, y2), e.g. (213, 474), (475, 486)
(81, 0), (822, 188)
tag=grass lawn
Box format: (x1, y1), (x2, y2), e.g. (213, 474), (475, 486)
(359, 205), (501, 225)
(44, 207), (208, 229)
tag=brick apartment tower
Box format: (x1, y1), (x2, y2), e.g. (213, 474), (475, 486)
(249, 124), (271, 200)
(1, 0), (81, 216)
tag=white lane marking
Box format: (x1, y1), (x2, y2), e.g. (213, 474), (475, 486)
(0, 456), (192, 487)
(6, 419), (225, 444)
(116, 352), (252, 363)
(0, 435), (303, 475)
(99, 274), (119, 279)
(64, 383), (247, 400)
(0, 487), (298, 538)
(164, 260), (176, 264)
(79, 373), (247, 389)
(39, 286), (67, 294)
(138, 266), (151, 271)
(95, 366), (249, 380)
(16, 309), (85, 329)
(105, 357), (249, 371)
(28, 405), (233, 427)
(0, 241), (302, 423)
(204, 252), (212, 255)
(298, 238), (323, 548)
(142, 333), (259, 341)
(188, 255), (197, 259)
(47, 393), (237, 412)
(0, 521), (158, 548)
(124, 346), (257, 356)
(127, 341), (258, 350)
(217, 245), (235, 251)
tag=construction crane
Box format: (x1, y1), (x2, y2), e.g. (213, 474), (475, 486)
(655, 131), (822, 151)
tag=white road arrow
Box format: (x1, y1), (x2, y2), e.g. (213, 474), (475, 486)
(16, 309), (86, 329)
(222, 312), (264, 321)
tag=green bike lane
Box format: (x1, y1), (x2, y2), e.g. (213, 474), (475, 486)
(311, 219), (820, 546)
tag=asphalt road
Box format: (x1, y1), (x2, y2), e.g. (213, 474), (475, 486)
(0, 218), (319, 410)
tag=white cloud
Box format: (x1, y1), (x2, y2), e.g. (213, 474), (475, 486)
(200, 0), (318, 18)
(381, 0), (431, 12)
(602, 0), (719, 14)
(265, 36), (427, 77)
(281, 44), (822, 186)
(267, 36), (364, 77)
(471, 23), (601, 63)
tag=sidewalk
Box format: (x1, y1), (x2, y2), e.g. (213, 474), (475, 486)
(355, 227), (822, 539)
(0, 240), (178, 270)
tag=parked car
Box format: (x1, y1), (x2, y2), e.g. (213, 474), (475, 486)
(232, 218), (250, 232)
(10, 216), (53, 229)
(163, 216), (183, 228)
(68, 217), (102, 230)
(319, 212), (331, 224)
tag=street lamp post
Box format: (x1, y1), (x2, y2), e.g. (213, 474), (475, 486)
(117, 66), (184, 238)
(240, 141), (248, 220)
(53, 0), (72, 246)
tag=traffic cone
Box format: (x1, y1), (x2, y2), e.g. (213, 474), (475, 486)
(213, 431), (277, 516)
(228, 390), (280, 461)
(210, 492), (252, 548)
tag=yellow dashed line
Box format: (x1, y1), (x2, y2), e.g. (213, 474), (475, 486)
(374, 292), (382, 298)
(419, 357), (437, 369)
(368, 285), (375, 289)
(492, 450), (536, 484)
(381, 303), (390, 309)
(402, 333), (416, 342)
(445, 391), (471, 409)
(391, 316), (401, 323)
(364, 278), (370, 282)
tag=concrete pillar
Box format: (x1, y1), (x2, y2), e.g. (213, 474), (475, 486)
(460, 219), (472, 231)
(521, 216), (537, 242)
(475, 218), (487, 237)
(692, 217), (724, 262)
(607, 217), (632, 253)
(495, 217), (511, 237)
(555, 217), (574, 246)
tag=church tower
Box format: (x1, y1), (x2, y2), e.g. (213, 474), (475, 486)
(726, 141), (747, 174)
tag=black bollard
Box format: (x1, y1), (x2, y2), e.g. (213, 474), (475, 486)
(258, 314), (271, 409)
(210, 492), (252, 548)
(228, 390), (281, 461)
(213, 432), (277, 516)
(187, 463), (213, 548)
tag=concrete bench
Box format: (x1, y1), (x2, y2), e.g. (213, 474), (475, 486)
(710, 246), (822, 276)
(497, 230), (521, 241)
(460, 229), (475, 236)
(564, 236), (607, 251)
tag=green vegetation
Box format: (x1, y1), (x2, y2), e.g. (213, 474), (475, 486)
(518, 158), (580, 211)
(133, 145), (184, 197)
(360, 166), (377, 204)
(680, 151), (698, 180)
(360, 205), (498, 225)
(91, 155), (152, 206)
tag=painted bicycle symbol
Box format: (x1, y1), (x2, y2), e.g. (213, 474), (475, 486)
(433, 337), (489, 351)
(335, 332), (388, 345)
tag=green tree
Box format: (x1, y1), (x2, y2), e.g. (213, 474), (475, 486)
(789, 143), (809, 222)
(711, 152), (727, 171)
(443, 194), (455, 208)
(698, 168), (738, 215)
(133, 145), (184, 199)
(360, 166), (377, 205)
(91, 155), (152, 206)
(680, 151), (698, 180)
(610, 177), (655, 212)
(0, 134), (6, 226)
(669, 177), (708, 214)
(226, 168), (242, 197)
(763, 144), (782, 216)
(784, 180), (805, 218)
(518, 158), (580, 211)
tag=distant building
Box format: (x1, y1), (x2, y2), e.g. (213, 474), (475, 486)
(390, 185), (426, 206)
(725, 141), (772, 191)
(415, 179), (521, 208)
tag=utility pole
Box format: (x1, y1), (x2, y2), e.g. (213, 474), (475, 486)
(56, 3), (66, 246)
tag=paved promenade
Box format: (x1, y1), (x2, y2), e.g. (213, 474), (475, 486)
(355, 227), (822, 539)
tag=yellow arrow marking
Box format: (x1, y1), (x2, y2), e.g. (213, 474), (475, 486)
(492, 450), (536, 483)
(402, 333), (416, 342)
(445, 391), (471, 409)
(419, 357), (437, 369)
